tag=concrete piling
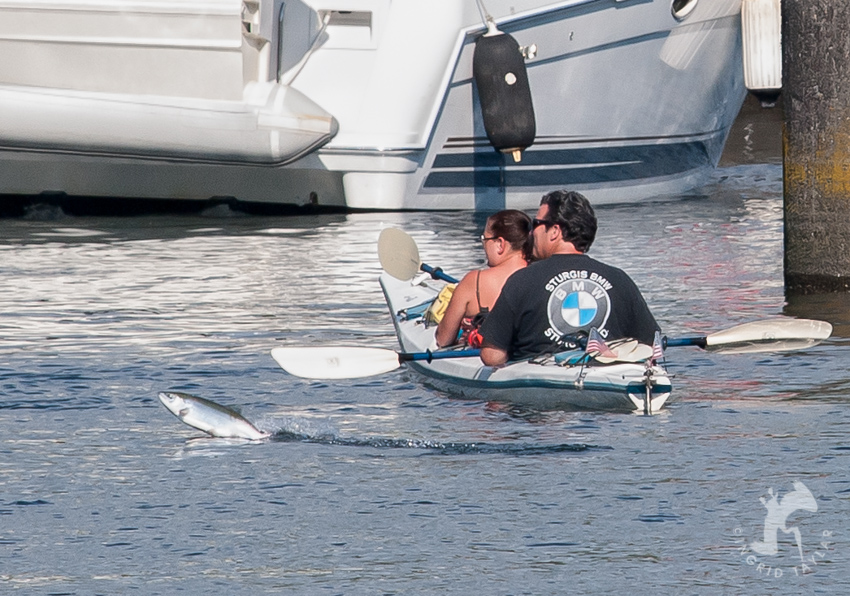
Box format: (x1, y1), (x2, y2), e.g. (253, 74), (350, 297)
(783, 1), (850, 293)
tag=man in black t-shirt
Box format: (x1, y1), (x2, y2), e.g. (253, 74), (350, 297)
(479, 190), (660, 366)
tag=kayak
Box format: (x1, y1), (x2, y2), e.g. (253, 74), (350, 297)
(379, 271), (672, 413)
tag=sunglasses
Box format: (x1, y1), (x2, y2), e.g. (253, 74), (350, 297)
(532, 218), (555, 229)
(479, 234), (498, 243)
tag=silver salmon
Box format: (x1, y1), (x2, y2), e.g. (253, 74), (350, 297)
(158, 391), (269, 440)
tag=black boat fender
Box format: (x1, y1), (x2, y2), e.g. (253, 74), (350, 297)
(472, 21), (536, 162)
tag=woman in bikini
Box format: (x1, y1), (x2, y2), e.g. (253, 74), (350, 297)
(435, 209), (532, 348)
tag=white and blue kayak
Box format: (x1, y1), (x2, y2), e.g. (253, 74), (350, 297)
(379, 271), (672, 413)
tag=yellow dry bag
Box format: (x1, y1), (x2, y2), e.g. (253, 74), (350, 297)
(424, 284), (457, 324)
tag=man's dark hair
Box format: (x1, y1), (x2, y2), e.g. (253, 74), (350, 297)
(539, 190), (597, 253)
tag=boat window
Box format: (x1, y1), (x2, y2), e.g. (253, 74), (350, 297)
(327, 10), (371, 28)
(671, 0), (698, 20)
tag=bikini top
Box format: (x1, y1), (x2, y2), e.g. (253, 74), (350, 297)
(461, 270), (489, 330)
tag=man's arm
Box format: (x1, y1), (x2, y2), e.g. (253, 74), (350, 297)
(480, 345), (508, 366)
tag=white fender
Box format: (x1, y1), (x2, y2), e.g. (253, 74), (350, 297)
(742, 0), (782, 106)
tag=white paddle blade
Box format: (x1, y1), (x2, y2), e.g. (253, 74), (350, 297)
(705, 318), (833, 354)
(378, 228), (421, 281)
(271, 347), (402, 379)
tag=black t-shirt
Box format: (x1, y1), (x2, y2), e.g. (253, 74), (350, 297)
(479, 253), (660, 360)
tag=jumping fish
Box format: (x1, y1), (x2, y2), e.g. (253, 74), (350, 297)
(158, 391), (270, 440)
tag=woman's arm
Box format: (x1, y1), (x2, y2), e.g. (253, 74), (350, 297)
(435, 271), (477, 347)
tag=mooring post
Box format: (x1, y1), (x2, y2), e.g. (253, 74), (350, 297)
(783, 1), (850, 293)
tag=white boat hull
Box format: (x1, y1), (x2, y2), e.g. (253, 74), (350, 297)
(380, 273), (672, 413)
(0, 0), (745, 211)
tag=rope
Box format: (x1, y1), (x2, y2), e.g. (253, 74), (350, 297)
(474, 0), (494, 28)
(280, 11), (331, 85)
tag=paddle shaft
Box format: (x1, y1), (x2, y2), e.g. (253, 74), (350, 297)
(399, 349), (480, 363)
(421, 263), (458, 284)
(562, 332), (807, 351)
(663, 336), (707, 349)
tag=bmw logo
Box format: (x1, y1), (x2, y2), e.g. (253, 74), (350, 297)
(547, 279), (611, 335)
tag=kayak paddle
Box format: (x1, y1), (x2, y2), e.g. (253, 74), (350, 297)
(664, 317), (832, 354)
(378, 227), (458, 283)
(271, 318), (833, 379)
(271, 346), (481, 379)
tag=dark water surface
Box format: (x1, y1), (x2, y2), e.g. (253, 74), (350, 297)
(2, 107), (850, 593)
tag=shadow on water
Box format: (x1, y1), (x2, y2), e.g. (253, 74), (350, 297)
(0, 193), (349, 219)
(785, 292), (850, 341)
(719, 94), (783, 167)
